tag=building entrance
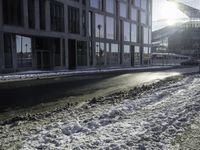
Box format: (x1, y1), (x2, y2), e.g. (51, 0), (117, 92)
(36, 50), (51, 69)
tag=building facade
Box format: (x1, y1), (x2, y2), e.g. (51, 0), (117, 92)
(0, 0), (152, 73)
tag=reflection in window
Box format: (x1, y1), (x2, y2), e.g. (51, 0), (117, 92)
(134, 46), (140, 65)
(120, 2), (127, 18)
(96, 42), (105, 65)
(131, 24), (137, 43)
(124, 21), (130, 42)
(149, 28), (152, 44)
(141, 11), (146, 24)
(143, 47), (149, 65)
(16, 35), (32, 68)
(50, 1), (64, 32)
(68, 6), (80, 34)
(135, 0), (140, 7)
(106, 43), (110, 65)
(131, 7), (137, 21)
(95, 14), (104, 38)
(106, 16), (115, 39)
(90, 0), (103, 10)
(143, 27), (148, 44)
(124, 45), (131, 66)
(110, 44), (119, 65)
(77, 41), (87, 66)
(141, 0), (147, 10)
(106, 0), (114, 14)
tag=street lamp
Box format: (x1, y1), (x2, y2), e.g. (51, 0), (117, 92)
(97, 24), (102, 71)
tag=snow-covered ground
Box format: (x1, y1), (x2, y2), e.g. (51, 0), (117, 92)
(1, 74), (200, 149)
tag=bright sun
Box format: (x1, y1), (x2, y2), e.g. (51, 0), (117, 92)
(161, 1), (180, 25)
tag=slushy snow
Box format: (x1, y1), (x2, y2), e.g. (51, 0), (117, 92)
(1, 75), (200, 149)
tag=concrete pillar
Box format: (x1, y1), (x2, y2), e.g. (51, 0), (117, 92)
(64, 2), (68, 33)
(0, 0), (3, 26)
(0, 32), (4, 71)
(45, 0), (50, 32)
(64, 38), (69, 69)
(35, 0), (40, 30)
(23, 0), (29, 29)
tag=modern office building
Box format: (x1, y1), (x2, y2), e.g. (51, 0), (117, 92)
(0, 0), (152, 73)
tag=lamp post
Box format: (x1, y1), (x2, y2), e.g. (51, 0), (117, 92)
(97, 24), (102, 71)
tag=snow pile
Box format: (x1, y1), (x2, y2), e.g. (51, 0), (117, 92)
(1, 75), (200, 149)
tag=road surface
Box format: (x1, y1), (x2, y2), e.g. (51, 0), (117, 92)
(0, 67), (198, 120)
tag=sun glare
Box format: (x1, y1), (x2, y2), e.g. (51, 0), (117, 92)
(161, 1), (180, 25)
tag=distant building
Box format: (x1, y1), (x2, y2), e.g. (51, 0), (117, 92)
(0, 0), (152, 73)
(153, 1), (200, 59)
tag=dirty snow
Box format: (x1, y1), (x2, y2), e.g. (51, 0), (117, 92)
(1, 74), (200, 149)
(0, 66), (178, 82)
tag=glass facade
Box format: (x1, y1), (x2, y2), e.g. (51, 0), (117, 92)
(68, 6), (80, 34)
(95, 14), (104, 38)
(90, 0), (103, 10)
(131, 24), (137, 43)
(106, 0), (114, 14)
(106, 16), (115, 40)
(0, 0), (152, 71)
(124, 45), (131, 66)
(16, 35), (32, 68)
(124, 21), (130, 42)
(131, 7), (137, 21)
(77, 41), (87, 66)
(143, 27), (149, 44)
(110, 44), (119, 65)
(96, 42), (105, 65)
(134, 46), (140, 65)
(143, 47), (149, 65)
(120, 2), (127, 18)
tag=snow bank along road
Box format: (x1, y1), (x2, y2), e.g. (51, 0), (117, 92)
(1, 74), (200, 149)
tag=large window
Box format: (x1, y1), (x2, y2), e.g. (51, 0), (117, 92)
(96, 42), (105, 65)
(120, 1), (127, 18)
(141, 0), (147, 10)
(143, 27), (149, 44)
(134, 46), (140, 65)
(50, 1), (64, 32)
(124, 22), (130, 42)
(90, 0), (103, 10)
(16, 35), (32, 68)
(3, 0), (23, 26)
(39, 0), (46, 30)
(77, 41), (87, 66)
(131, 7), (137, 21)
(141, 11), (146, 24)
(131, 24), (137, 43)
(28, 0), (35, 29)
(110, 44), (119, 65)
(4, 34), (13, 68)
(124, 45), (131, 66)
(106, 0), (114, 14)
(106, 16), (115, 40)
(135, 0), (140, 7)
(143, 47), (149, 65)
(68, 6), (80, 34)
(95, 14), (104, 38)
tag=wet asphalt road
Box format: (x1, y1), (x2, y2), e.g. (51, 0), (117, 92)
(0, 67), (198, 113)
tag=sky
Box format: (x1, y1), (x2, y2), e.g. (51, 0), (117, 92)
(152, 0), (200, 31)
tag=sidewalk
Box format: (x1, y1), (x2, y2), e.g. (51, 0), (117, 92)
(0, 65), (195, 82)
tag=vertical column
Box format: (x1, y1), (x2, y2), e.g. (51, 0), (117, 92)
(35, 0), (40, 30)
(60, 38), (63, 68)
(45, 0), (50, 32)
(64, 38), (69, 69)
(64, 2), (68, 33)
(0, 32), (4, 71)
(0, 0), (3, 26)
(23, 0), (29, 29)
